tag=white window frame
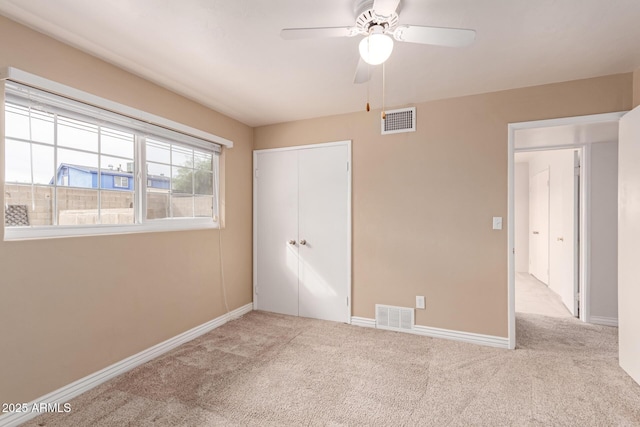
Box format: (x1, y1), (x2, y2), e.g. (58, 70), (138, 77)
(2, 68), (232, 241)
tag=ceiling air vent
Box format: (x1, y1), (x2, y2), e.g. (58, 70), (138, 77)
(381, 107), (416, 135)
(375, 304), (414, 332)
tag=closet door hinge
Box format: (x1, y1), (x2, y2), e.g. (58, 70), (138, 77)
(255, 168), (259, 178)
(346, 296), (349, 306)
(346, 162), (350, 171)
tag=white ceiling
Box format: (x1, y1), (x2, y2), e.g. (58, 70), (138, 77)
(1, 0), (639, 127)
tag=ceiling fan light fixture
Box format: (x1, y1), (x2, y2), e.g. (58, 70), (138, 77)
(358, 26), (393, 65)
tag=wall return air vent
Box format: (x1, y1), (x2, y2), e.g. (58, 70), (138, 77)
(375, 304), (414, 332)
(381, 107), (416, 135)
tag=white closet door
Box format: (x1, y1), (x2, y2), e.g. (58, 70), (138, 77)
(255, 150), (299, 316)
(298, 145), (349, 323)
(530, 169), (550, 285)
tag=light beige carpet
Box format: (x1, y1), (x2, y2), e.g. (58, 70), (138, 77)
(515, 272), (573, 318)
(26, 311), (640, 426)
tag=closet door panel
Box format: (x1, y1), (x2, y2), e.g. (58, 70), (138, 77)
(255, 150), (299, 316)
(298, 145), (349, 322)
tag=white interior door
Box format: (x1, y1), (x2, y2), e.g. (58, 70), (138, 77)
(298, 145), (349, 323)
(619, 106), (640, 386)
(530, 169), (550, 284)
(254, 150), (299, 316)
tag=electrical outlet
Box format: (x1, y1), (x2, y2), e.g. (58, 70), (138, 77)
(416, 296), (425, 309)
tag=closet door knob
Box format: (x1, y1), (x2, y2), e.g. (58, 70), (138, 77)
(299, 239), (307, 246)
(288, 240), (296, 245)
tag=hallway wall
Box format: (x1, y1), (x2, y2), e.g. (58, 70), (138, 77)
(514, 162), (530, 273)
(589, 141), (619, 323)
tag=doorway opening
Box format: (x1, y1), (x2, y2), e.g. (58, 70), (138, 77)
(514, 148), (579, 320)
(507, 112), (624, 349)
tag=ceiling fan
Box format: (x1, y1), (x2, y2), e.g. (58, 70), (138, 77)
(281, 0), (476, 84)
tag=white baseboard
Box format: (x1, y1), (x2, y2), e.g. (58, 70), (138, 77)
(0, 303), (253, 427)
(412, 324), (509, 349)
(350, 316), (376, 328)
(350, 316), (509, 349)
(590, 316), (618, 327)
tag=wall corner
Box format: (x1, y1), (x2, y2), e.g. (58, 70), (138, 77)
(633, 68), (640, 109)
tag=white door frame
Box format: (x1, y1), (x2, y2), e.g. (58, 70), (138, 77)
(253, 140), (352, 323)
(507, 112), (626, 349)
(572, 150), (581, 316)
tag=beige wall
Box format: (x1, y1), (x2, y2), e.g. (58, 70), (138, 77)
(0, 16), (253, 404)
(255, 73), (632, 338)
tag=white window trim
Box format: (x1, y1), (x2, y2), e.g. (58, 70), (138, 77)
(4, 219), (219, 241)
(0, 67), (233, 148)
(2, 68), (229, 241)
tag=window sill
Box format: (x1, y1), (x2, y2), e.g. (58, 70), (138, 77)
(3, 218), (219, 241)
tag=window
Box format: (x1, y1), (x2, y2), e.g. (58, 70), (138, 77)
(6, 103), (136, 227)
(114, 176), (129, 189)
(146, 139), (217, 219)
(3, 71), (229, 240)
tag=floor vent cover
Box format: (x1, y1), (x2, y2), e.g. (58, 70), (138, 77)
(375, 304), (414, 331)
(381, 107), (416, 135)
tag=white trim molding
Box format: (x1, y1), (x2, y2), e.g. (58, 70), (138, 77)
(590, 316), (619, 327)
(350, 317), (376, 328)
(350, 317), (509, 349)
(412, 325), (509, 349)
(4, 219), (219, 241)
(0, 303), (253, 427)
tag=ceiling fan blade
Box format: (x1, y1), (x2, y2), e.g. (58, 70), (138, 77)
(393, 25), (476, 47)
(353, 57), (371, 84)
(373, 0), (401, 17)
(280, 27), (355, 40)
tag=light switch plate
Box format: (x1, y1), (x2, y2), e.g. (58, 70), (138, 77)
(492, 217), (503, 230)
(416, 296), (425, 309)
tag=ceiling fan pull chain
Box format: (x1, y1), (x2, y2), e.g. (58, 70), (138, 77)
(368, 62), (371, 111)
(381, 62), (386, 120)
